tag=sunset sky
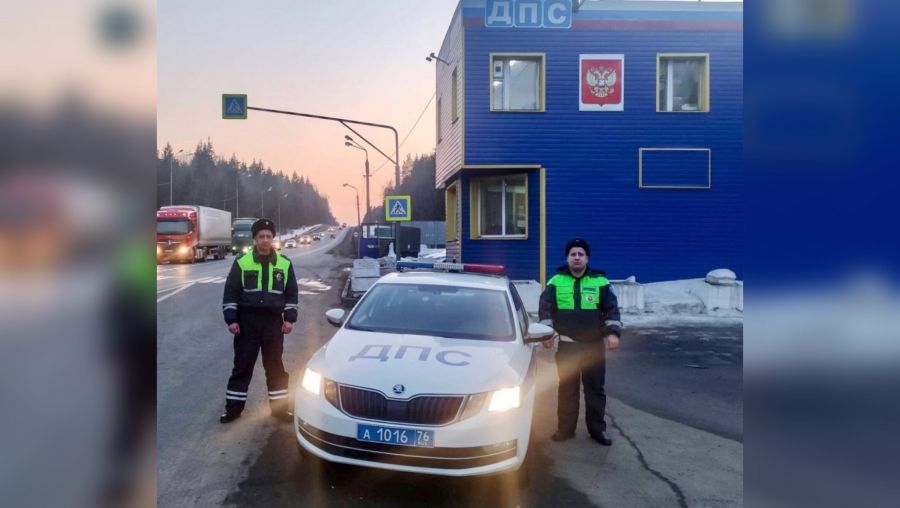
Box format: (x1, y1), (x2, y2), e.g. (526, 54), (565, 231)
(158, 0), (459, 225)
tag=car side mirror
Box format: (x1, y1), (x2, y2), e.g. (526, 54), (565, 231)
(524, 322), (555, 343)
(325, 308), (346, 327)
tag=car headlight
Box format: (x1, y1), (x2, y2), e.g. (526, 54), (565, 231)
(488, 386), (520, 412)
(179, 246), (190, 254)
(242, 246), (250, 253)
(301, 368), (322, 395)
(156, 246), (161, 255)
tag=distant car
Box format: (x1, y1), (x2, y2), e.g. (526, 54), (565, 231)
(313, 233), (322, 241)
(330, 233), (336, 239)
(284, 239), (297, 248)
(299, 235), (312, 245)
(294, 261), (553, 481)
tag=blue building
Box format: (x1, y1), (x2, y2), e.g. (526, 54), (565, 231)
(434, 0), (743, 285)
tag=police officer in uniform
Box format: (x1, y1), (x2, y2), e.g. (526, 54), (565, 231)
(220, 219), (299, 423)
(539, 238), (623, 445)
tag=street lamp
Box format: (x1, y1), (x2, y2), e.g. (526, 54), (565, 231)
(425, 52), (451, 65)
(344, 136), (371, 218)
(342, 183), (361, 228)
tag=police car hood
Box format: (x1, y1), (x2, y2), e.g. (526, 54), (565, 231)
(313, 329), (531, 396)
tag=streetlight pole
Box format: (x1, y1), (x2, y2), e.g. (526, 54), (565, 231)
(244, 106), (399, 188)
(343, 183), (361, 228)
(345, 137), (371, 218)
(242, 104), (401, 251)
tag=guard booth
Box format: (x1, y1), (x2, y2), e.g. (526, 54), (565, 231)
(357, 222), (421, 259)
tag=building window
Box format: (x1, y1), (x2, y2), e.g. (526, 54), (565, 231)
(451, 68), (459, 123)
(657, 54), (709, 113)
(445, 183), (458, 241)
(436, 98), (442, 143)
(471, 175), (528, 238)
(490, 54), (545, 112)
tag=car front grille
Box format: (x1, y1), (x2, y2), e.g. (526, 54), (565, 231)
(338, 385), (464, 426)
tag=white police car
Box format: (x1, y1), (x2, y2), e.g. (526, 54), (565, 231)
(294, 262), (555, 478)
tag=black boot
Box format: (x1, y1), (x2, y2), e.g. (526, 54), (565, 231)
(220, 412), (241, 424)
(591, 430), (612, 446)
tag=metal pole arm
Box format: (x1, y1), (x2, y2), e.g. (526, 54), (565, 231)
(245, 105), (398, 166)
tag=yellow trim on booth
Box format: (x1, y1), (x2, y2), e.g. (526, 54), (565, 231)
(462, 164), (542, 170)
(469, 174), (529, 241)
(445, 182), (458, 241)
(459, 165), (547, 283)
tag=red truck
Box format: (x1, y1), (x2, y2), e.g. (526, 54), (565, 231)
(156, 205), (232, 264)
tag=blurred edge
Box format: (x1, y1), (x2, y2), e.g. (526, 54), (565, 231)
(747, 1), (900, 507)
(0, 1), (156, 507)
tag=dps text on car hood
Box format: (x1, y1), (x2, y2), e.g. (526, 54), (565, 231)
(310, 329), (532, 397)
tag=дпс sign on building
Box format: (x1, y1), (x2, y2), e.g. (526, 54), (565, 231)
(434, 0), (743, 284)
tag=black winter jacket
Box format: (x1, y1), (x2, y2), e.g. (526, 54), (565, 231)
(538, 265), (623, 343)
(222, 248), (299, 325)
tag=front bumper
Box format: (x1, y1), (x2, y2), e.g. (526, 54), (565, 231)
(156, 249), (190, 262)
(294, 387), (532, 476)
(297, 418), (518, 473)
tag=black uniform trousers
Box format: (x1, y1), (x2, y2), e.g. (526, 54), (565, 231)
(225, 311), (290, 416)
(555, 340), (607, 436)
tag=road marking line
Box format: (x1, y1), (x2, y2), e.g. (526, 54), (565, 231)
(157, 282), (193, 294)
(157, 282), (196, 303)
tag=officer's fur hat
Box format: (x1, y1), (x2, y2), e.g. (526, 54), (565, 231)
(251, 218), (276, 237)
(564, 237), (591, 257)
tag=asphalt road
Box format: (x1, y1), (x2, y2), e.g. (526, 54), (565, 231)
(609, 322), (743, 442)
(157, 231), (743, 507)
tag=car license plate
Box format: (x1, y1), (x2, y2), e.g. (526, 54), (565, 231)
(357, 424), (434, 448)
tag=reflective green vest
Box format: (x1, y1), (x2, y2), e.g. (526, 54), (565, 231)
(547, 272), (610, 310)
(236, 251), (291, 294)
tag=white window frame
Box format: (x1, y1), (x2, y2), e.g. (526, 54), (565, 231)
(471, 174), (528, 239)
(489, 53), (546, 112)
(656, 53), (710, 113)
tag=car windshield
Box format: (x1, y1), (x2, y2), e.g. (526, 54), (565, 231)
(346, 283), (515, 341)
(157, 218), (191, 234)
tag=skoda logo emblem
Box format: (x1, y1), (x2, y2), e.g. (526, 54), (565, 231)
(392, 384), (405, 395)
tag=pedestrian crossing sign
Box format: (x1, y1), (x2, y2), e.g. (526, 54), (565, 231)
(222, 94), (248, 119)
(385, 195), (412, 222)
